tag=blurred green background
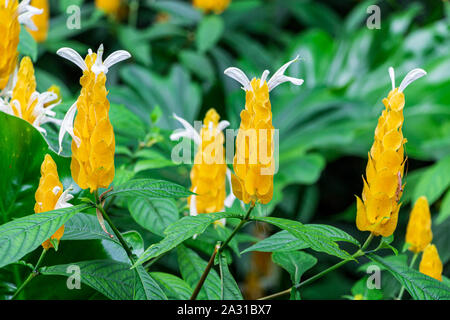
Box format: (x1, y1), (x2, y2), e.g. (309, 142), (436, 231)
(2, 0), (450, 300)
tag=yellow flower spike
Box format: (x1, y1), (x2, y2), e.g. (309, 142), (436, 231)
(0, 56), (62, 133)
(57, 45), (131, 192)
(28, 0), (49, 42)
(419, 244), (443, 281)
(170, 109), (235, 227)
(35, 154), (73, 250)
(224, 57), (304, 205)
(95, 0), (121, 17)
(0, 0), (42, 90)
(193, 0), (231, 14)
(405, 196), (433, 253)
(356, 67), (426, 237)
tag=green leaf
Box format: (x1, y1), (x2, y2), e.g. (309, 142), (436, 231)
(40, 260), (167, 300)
(133, 212), (243, 268)
(252, 217), (356, 260)
(18, 27), (37, 61)
(150, 272), (192, 300)
(219, 253), (243, 300)
(177, 245), (221, 300)
(123, 231), (145, 258)
(437, 189), (450, 224)
(118, 26), (152, 66)
(375, 235), (398, 255)
(196, 15), (224, 53)
(128, 198), (179, 237)
(0, 113), (73, 222)
(272, 251), (317, 285)
(107, 179), (193, 199)
(272, 251), (317, 300)
(179, 50), (215, 81)
(241, 230), (309, 254)
(367, 254), (450, 300)
(413, 155), (450, 204)
(0, 205), (88, 268)
(62, 212), (119, 244)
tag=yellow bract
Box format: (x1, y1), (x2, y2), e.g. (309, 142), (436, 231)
(10, 56), (38, 124)
(71, 52), (115, 193)
(232, 78), (274, 205)
(356, 88), (406, 237)
(34, 154), (64, 250)
(405, 196), (432, 253)
(193, 0), (230, 14)
(0, 0), (20, 90)
(95, 0), (121, 16)
(28, 0), (48, 42)
(419, 244), (443, 281)
(189, 108), (227, 215)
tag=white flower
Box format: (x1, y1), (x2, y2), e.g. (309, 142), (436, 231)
(56, 44), (131, 76)
(54, 187), (74, 210)
(17, 0), (43, 31)
(224, 56), (304, 92)
(388, 66), (427, 93)
(56, 44), (131, 154)
(170, 113), (229, 146)
(0, 86), (62, 135)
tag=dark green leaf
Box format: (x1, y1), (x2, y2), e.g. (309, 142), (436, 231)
(252, 217), (356, 260)
(241, 230), (309, 254)
(196, 15), (224, 53)
(219, 253), (243, 300)
(177, 245), (221, 300)
(150, 272), (192, 300)
(41, 260), (167, 300)
(367, 254), (450, 300)
(133, 212), (243, 267)
(107, 179), (193, 199)
(128, 198), (178, 236)
(0, 205), (88, 268)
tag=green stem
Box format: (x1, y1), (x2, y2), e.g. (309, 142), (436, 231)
(190, 243), (220, 300)
(218, 203), (255, 254)
(11, 248), (47, 300)
(129, 0), (139, 27)
(190, 203), (256, 300)
(258, 233), (375, 300)
(396, 252), (419, 300)
(95, 192), (135, 263)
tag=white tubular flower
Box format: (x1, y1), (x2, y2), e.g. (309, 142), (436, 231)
(58, 101), (80, 154)
(56, 44), (131, 154)
(190, 187), (198, 217)
(389, 66), (427, 92)
(224, 55), (304, 92)
(29, 91), (62, 134)
(170, 113), (201, 145)
(18, 0), (43, 31)
(224, 168), (236, 209)
(54, 187), (74, 210)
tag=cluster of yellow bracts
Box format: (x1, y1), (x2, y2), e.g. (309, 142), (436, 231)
(0, 0), (443, 283)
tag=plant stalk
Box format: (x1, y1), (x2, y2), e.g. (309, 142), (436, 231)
(190, 203), (256, 300)
(218, 203), (255, 254)
(396, 252), (419, 300)
(258, 233), (375, 300)
(95, 192), (135, 263)
(11, 248), (47, 300)
(190, 243), (220, 300)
